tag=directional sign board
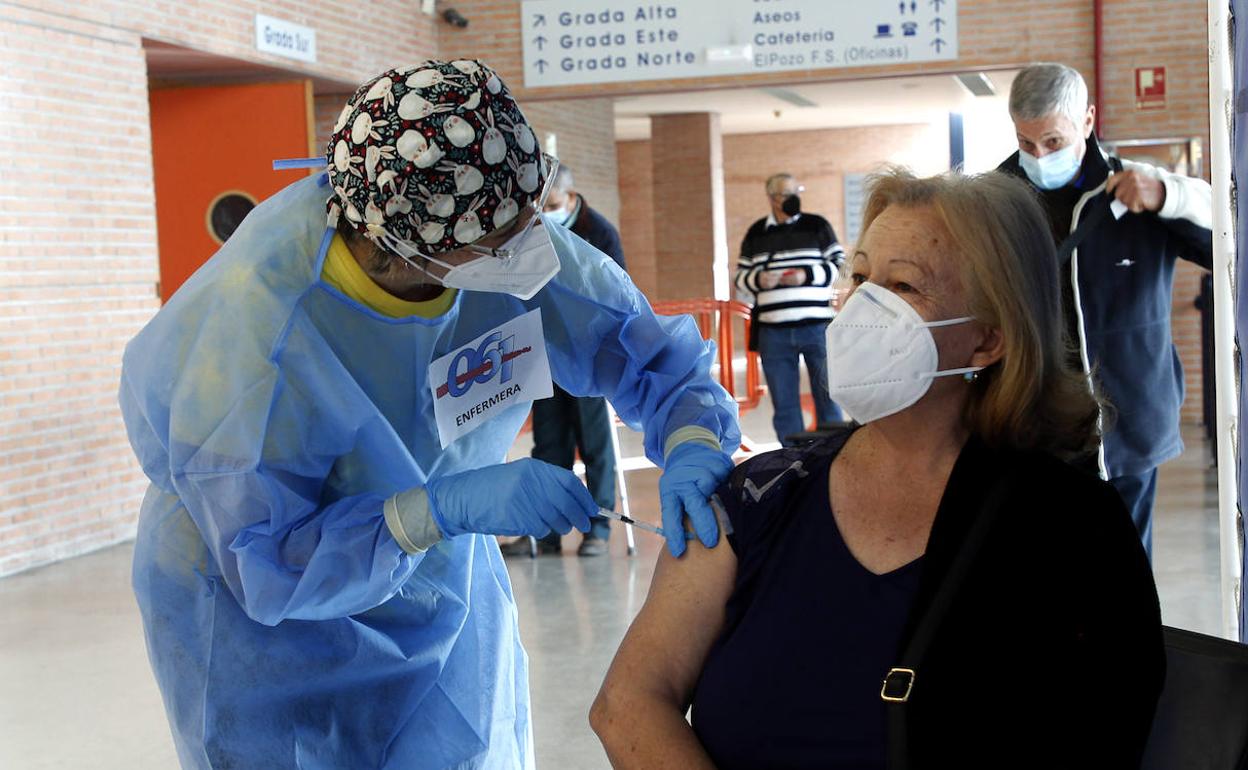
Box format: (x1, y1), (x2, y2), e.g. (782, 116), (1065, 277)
(521, 0), (957, 87)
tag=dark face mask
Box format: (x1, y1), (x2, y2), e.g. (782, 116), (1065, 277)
(781, 194), (802, 217)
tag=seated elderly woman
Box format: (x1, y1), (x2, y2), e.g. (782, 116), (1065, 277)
(591, 169), (1164, 769)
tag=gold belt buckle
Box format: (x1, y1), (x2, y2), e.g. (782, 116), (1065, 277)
(880, 667), (916, 702)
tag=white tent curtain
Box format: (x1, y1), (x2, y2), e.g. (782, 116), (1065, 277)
(1215, 0), (1243, 641)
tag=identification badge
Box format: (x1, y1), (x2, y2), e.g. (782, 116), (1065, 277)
(428, 309), (553, 448)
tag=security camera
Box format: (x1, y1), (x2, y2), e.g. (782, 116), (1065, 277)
(442, 7), (469, 28)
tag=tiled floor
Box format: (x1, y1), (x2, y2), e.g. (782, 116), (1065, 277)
(1150, 429), (1223, 636)
(0, 417), (1226, 769)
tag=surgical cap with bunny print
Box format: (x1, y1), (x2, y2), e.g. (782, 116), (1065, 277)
(327, 60), (547, 255)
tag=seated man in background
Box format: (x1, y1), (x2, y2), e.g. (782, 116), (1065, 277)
(735, 173), (845, 445)
(592, 169), (1163, 769)
(502, 165), (627, 557)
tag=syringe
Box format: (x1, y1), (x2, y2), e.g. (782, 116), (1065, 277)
(595, 495), (734, 539)
(594, 508), (681, 538)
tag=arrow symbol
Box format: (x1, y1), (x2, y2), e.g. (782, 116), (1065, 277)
(931, 37), (947, 53)
(535, 59), (548, 73)
(930, 0), (946, 11)
(931, 17), (946, 32)
(532, 13), (546, 27)
(533, 35), (547, 50)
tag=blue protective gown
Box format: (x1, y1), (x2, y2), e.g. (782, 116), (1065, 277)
(120, 172), (740, 769)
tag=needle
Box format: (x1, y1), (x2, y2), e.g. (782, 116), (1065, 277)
(594, 508), (690, 539)
(594, 501), (738, 540)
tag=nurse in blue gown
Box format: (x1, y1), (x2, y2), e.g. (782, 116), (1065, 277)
(119, 60), (739, 769)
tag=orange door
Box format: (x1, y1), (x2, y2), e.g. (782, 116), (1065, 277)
(149, 81), (315, 302)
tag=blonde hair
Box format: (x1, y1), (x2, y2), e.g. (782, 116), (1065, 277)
(860, 168), (1101, 458)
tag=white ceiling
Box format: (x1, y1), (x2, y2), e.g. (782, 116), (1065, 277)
(614, 70), (1019, 140)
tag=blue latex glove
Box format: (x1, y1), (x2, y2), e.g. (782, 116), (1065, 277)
(658, 442), (735, 557)
(425, 459), (595, 538)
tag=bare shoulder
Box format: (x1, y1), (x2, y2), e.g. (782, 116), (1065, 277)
(648, 536), (737, 610)
(601, 538), (738, 707)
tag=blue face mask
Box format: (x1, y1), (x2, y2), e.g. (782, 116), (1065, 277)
(1018, 143), (1082, 190)
(545, 207), (571, 226)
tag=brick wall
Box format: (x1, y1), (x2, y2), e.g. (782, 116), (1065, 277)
(619, 122), (949, 299)
(649, 113), (727, 301)
(617, 141), (657, 298)
(312, 93), (352, 155)
(722, 123), (950, 255)
(0, 8), (157, 575)
(522, 98), (621, 227)
(1098, 0), (1210, 425)
(13, 1), (438, 88)
(1172, 261), (1206, 424)
(1099, 0), (1209, 149)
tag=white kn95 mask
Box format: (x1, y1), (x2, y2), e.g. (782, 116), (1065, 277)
(825, 282), (983, 424)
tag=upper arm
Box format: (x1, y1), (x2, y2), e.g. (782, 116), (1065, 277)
(818, 221), (844, 265)
(600, 538), (738, 707)
(1121, 161), (1214, 267)
(1157, 172), (1213, 268)
(821, 219), (839, 247)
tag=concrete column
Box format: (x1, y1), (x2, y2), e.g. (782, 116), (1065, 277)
(649, 113), (728, 301)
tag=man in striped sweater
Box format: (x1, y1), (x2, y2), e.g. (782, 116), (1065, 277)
(735, 173), (845, 445)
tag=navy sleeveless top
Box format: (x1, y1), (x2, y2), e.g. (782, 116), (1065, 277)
(691, 436), (923, 769)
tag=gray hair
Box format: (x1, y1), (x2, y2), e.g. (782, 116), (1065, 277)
(1009, 63), (1089, 129)
(765, 173), (795, 195)
(551, 165), (574, 194)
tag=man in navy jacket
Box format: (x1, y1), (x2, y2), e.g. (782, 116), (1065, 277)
(999, 63), (1212, 558)
(502, 165), (627, 557)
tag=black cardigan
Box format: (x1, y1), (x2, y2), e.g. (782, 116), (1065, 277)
(717, 429), (1165, 768)
(567, 195), (625, 271)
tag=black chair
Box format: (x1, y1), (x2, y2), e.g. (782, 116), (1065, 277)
(1141, 626), (1248, 770)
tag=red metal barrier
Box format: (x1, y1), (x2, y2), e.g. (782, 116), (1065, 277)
(652, 299), (766, 415)
(518, 298), (765, 437)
